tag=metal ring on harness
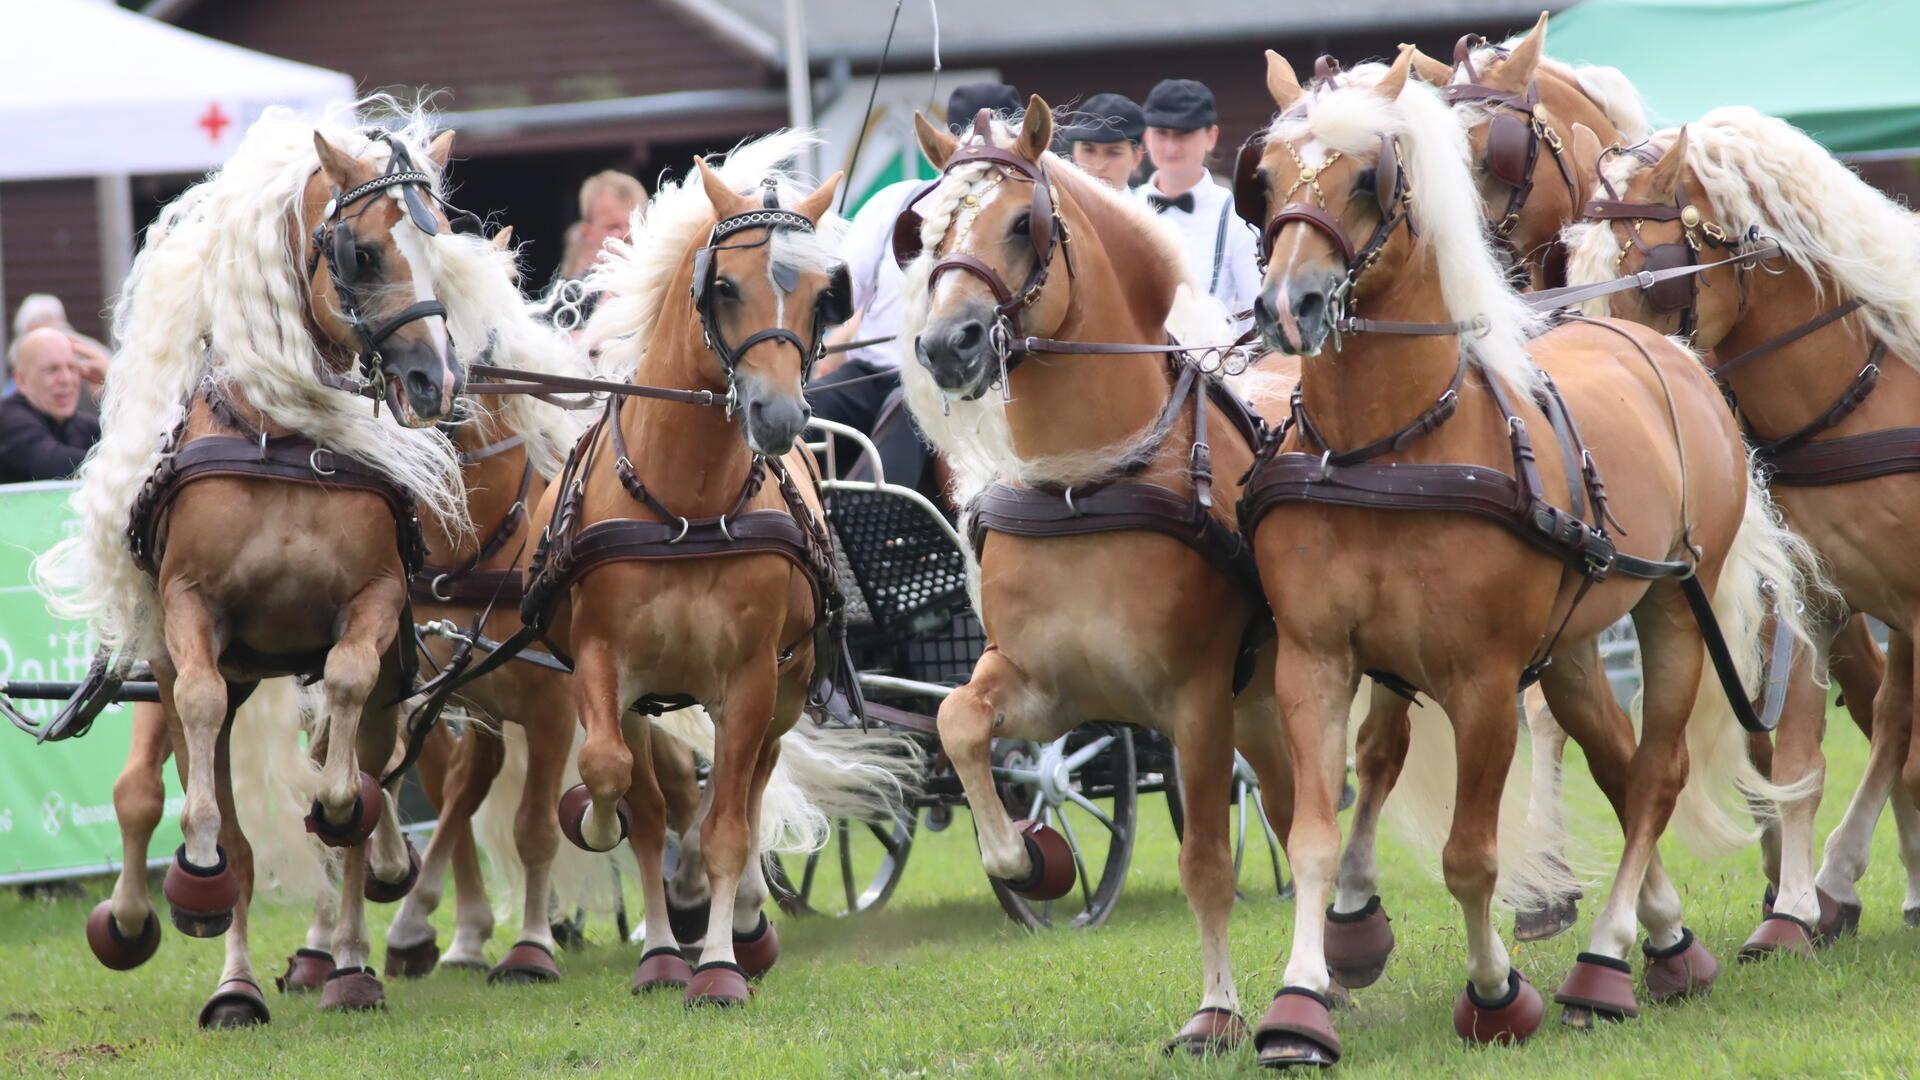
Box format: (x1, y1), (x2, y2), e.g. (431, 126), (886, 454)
(1063, 486), (1081, 517)
(717, 515), (733, 542)
(430, 574), (454, 602)
(309, 448), (337, 477)
(666, 516), (691, 545)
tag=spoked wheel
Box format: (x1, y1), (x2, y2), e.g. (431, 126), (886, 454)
(990, 725), (1137, 929)
(764, 813), (916, 917)
(1167, 749), (1293, 901)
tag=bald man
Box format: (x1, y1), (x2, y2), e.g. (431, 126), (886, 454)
(0, 328), (100, 483)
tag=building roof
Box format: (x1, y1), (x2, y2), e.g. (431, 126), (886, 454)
(708, 0), (1574, 63)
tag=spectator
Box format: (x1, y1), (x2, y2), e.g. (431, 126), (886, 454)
(561, 170), (648, 281)
(0, 328), (101, 483)
(1135, 79), (1262, 319)
(809, 81), (1022, 491)
(7, 294), (108, 396)
(1062, 92), (1147, 191)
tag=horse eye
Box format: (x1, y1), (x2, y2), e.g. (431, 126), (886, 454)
(355, 248), (375, 272)
(1010, 214), (1031, 237)
(714, 278), (740, 301)
(1354, 169), (1377, 195)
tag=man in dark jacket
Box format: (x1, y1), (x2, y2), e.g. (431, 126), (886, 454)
(0, 328), (100, 483)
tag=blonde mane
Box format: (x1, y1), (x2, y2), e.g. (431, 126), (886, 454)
(895, 116), (1202, 498)
(1268, 68), (1546, 394)
(1563, 107), (1920, 368)
(34, 97), (524, 656)
(1468, 42), (1651, 141)
(582, 129), (846, 380)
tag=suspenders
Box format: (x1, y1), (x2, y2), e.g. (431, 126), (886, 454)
(1208, 198), (1233, 298)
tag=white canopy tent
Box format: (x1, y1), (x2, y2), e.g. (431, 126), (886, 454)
(0, 0), (354, 349)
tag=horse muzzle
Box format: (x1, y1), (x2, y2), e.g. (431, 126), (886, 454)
(735, 375), (811, 457)
(914, 306), (1000, 399)
(1254, 270), (1341, 357)
(381, 342), (463, 428)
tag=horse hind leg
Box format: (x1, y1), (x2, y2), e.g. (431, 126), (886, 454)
(444, 728), (506, 969)
(1740, 621), (1836, 960)
(486, 705), (570, 986)
(155, 590), (242, 941)
(1513, 687), (1582, 942)
(88, 701), (170, 971)
(386, 721), (498, 975)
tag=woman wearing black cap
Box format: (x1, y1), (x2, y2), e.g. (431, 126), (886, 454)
(1136, 78), (1262, 319)
(1062, 92), (1146, 191)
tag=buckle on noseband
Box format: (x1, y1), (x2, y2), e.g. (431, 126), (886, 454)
(430, 573), (454, 602)
(309, 447), (337, 477)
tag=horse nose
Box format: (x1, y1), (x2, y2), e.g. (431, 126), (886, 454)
(946, 319), (987, 357)
(405, 369), (437, 411)
(1252, 289), (1284, 343)
(1292, 286), (1327, 326)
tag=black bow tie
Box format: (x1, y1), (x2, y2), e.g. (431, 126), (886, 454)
(1148, 191), (1195, 214)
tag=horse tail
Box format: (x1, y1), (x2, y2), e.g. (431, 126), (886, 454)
(225, 678), (334, 901)
(650, 709), (924, 853)
(1371, 683), (1582, 911)
(1668, 459), (1825, 856)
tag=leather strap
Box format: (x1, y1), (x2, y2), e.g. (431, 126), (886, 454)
(1715, 299), (1863, 376)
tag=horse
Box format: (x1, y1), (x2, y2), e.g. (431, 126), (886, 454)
(1564, 106), (1920, 945)
(891, 93), (1366, 1054)
(526, 130), (905, 1007)
(1236, 48), (1819, 1063)
(44, 100), (496, 1026)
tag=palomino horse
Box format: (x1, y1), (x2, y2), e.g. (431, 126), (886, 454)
(46, 104), (491, 1026)
(525, 131), (869, 1006)
(1565, 107), (1920, 943)
(1237, 49), (1816, 1063)
(894, 98), (1309, 1054)
(1409, 12), (1894, 945)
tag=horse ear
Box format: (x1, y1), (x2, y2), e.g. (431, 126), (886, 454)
(490, 225), (514, 251)
(313, 132), (356, 189)
(694, 156), (747, 217)
(1567, 123), (1604, 206)
(1017, 95), (1053, 161)
(1410, 47), (1454, 86)
(426, 130), (456, 172)
(915, 111), (957, 170)
(794, 171), (844, 224)
(1265, 50), (1303, 110)
(1489, 11), (1548, 90)
(1646, 125), (1690, 201)
(1374, 45), (1414, 101)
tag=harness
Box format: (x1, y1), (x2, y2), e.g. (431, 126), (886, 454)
(126, 380), (426, 687)
(1440, 37), (1580, 276)
(408, 431), (533, 606)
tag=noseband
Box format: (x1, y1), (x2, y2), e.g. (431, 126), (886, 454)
(306, 134), (469, 400)
(890, 108), (1076, 398)
(690, 179), (828, 414)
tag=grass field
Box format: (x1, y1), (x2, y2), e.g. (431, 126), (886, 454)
(3, 718), (1919, 1078)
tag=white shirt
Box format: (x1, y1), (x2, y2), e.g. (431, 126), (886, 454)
(839, 178), (924, 371)
(1133, 171), (1262, 317)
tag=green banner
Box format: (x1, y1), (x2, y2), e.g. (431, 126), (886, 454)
(0, 481), (183, 883)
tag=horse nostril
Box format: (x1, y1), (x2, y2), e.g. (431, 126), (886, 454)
(1294, 290), (1326, 324)
(405, 370), (434, 402)
(948, 320), (986, 355)
(1252, 293), (1277, 329)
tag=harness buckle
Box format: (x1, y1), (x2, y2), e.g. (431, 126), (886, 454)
(309, 447), (337, 477)
(1635, 269), (1657, 291)
(430, 574), (454, 602)
(716, 515), (733, 542)
(666, 516), (692, 545)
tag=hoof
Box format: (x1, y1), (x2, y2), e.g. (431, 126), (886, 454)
(1513, 893), (1581, 942)
(1642, 928), (1719, 1000)
(995, 819), (1074, 902)
(363, 840), (421, 904)
(1814, 888), (1862, 945)
(732, 914), (780, 980)
(304, 771), (382, 849)
(487, 940), (560, 985)
(162, 846), (238, 938)
(319, 967), (386, 1012)
(631, 947), (694, 993)
(382, 939), (438, 980)
(197, 977), (270, 1030)
(667, 896), (712, 948)
(277, 948), (336, 992)
(556, 784), (628, 853)
(685, 960), (751, 1008)
(1164, 1006), (1248, 1057)
(86, 902), (160, 971)
(1553, 953), (1638, 1024)
(1254, 987), (1341, 1068)
(1739, 913), (1815, 962)
(1324, 896), (1395, 989)
(1454, 970), (1543, 1044)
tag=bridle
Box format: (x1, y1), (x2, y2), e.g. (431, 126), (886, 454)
(1581, 143), (1760, 341)
(690, 177), (832, 415)
(1438, 36), (1579, 254)
(305, 133), (474, 402)
(890, 108), (1076, 398)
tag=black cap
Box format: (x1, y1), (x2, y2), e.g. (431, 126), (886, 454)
(1142, 79), (1218, 131)
(1061, 93), (1145, 144)
(946, 82), (1022, 131)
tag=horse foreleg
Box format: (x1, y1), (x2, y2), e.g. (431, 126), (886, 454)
(1513, 686), (1582, 942)
(1321, 684), (1408, 992)
(509, 703), (569, 963)
(1166, 678), (1243, 1055)
(199, 714), (270, 1028)
(93, 700), (170, 968)
(571, 639), (634, 851)
(156, 585), (241, 940)
(628, 711), (694, 991)
(937, 648), (1076, 884)
(1747, 628), (1832, 950)
(314, 583), (402, 831)
(1820, 629), (1916, 919)
(685, 658), (778, 1006)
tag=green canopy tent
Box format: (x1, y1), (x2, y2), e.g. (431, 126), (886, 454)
(1550, 0), (1920, 155)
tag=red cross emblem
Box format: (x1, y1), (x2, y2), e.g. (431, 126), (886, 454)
(197, 102), (232, 143)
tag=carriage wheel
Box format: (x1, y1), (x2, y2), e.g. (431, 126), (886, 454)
(764, 812), (916, 917)
(989, 726), (1137, 929)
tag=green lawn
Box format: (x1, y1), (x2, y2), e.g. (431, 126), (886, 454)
(3, 720), (1918, 1078)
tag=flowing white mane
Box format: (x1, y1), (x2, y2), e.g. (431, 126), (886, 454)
(582, 129), (847, 380)
(1268, 68), (1546, 394)
(1564, 108), (1920, 369)
(1465, 42), (1651, 141)
(35, 97), (521, 655)
(895, 116), (1208, 497)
